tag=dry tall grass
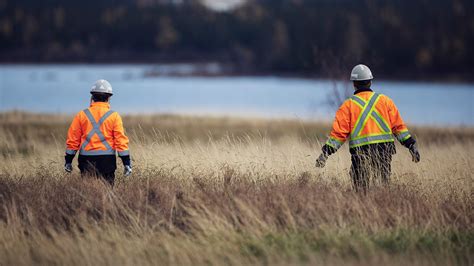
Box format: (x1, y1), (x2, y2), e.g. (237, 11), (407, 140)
(0, 112), (473, 265)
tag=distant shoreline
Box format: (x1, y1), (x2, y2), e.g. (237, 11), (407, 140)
(1, 62), (473, 84)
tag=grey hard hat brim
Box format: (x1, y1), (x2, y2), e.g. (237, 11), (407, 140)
(90, 79), (113, 95)
(90, 91), (113, 95)
(350, 64), (374, 81)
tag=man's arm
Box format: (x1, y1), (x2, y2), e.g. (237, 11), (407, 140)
(316, 101), (351, 167)
(64, 112), (83, 171)
(386, 97), (420, 162)
(113, 113), (132, 175)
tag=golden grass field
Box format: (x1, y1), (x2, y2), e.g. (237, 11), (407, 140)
(0, 111), (473, 265)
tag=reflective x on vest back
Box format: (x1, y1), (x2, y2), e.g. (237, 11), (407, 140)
(349, 93), (394, 148)
(79, 109), (116, 156)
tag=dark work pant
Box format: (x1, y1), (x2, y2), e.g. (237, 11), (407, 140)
(78, 155), (117, 186)
(350, 143), (394, 193)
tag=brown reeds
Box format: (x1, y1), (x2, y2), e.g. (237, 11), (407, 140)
(0, 112), (472, 265)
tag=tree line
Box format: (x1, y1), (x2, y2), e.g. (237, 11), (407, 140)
(0, 0), (473, 80)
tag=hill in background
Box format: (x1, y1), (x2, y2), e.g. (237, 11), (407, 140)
(1, 0), (473, 80)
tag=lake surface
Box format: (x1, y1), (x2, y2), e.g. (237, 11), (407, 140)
(0, 64), (473, 126)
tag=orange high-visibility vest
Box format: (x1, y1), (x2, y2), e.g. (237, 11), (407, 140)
(325, 91), (411, 150)
(66, 102), (129, 156)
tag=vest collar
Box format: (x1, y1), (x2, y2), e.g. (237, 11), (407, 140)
(354, 88), (373, 94)
(90, 102), (110, 109)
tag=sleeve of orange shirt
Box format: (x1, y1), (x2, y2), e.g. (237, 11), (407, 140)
(113, 113), (130, 157)
(324, 100), (351, 153)
(65, 111), (83, 156)
(385, 96), (415, 146)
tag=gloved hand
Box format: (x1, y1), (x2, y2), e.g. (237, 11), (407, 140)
(409, 144), (420, 163)
(124, 165), (132, 176)
(315, 153), (328, 168)
(64, 163), (73, 173)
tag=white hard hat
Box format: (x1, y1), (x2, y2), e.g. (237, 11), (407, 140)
(90, 79), (113, 95)
(350, 64), (373, 81)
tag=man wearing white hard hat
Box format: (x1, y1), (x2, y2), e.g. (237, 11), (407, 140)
(64, 79), (132, 185)
(315, 65), (420, 192)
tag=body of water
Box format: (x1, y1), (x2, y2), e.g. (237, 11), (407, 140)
(0, 64), (473, 126)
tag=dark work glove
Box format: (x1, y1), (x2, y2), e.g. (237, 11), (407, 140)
(64, 163), (73, 173)
(64, 153), (75, 173)
(315, 153), (328, 168)
(409, 144), (420, 163)
(124, 165), (132, 176)
(119, 155), (132, 176)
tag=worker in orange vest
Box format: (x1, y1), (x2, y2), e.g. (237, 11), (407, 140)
(315, 64), (420, 192)
(64, 79), (132, 185)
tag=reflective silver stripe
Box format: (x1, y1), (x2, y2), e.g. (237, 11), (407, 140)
(80, 150), (116, 156)
(396, 131), (411, 142)
(352, 94), (391, 134)
(351, 95), (390, 133)
(117, 150), (130, 156)
(80, 109), (116, 156)
(326, 138), (343, 150)
(82, 109), (114, 150)
(351, 93), (380, 138)
(371, 112), (391, 133)
(66, 149), (77, 155)
(350, 95), (366, 107)
(349, 134), (394, 147)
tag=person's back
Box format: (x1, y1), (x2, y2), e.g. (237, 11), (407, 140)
(315, 65), (420, 192)
(64, 79), (132, 185)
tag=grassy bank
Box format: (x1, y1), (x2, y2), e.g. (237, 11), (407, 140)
(0, 112), (473, 265)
